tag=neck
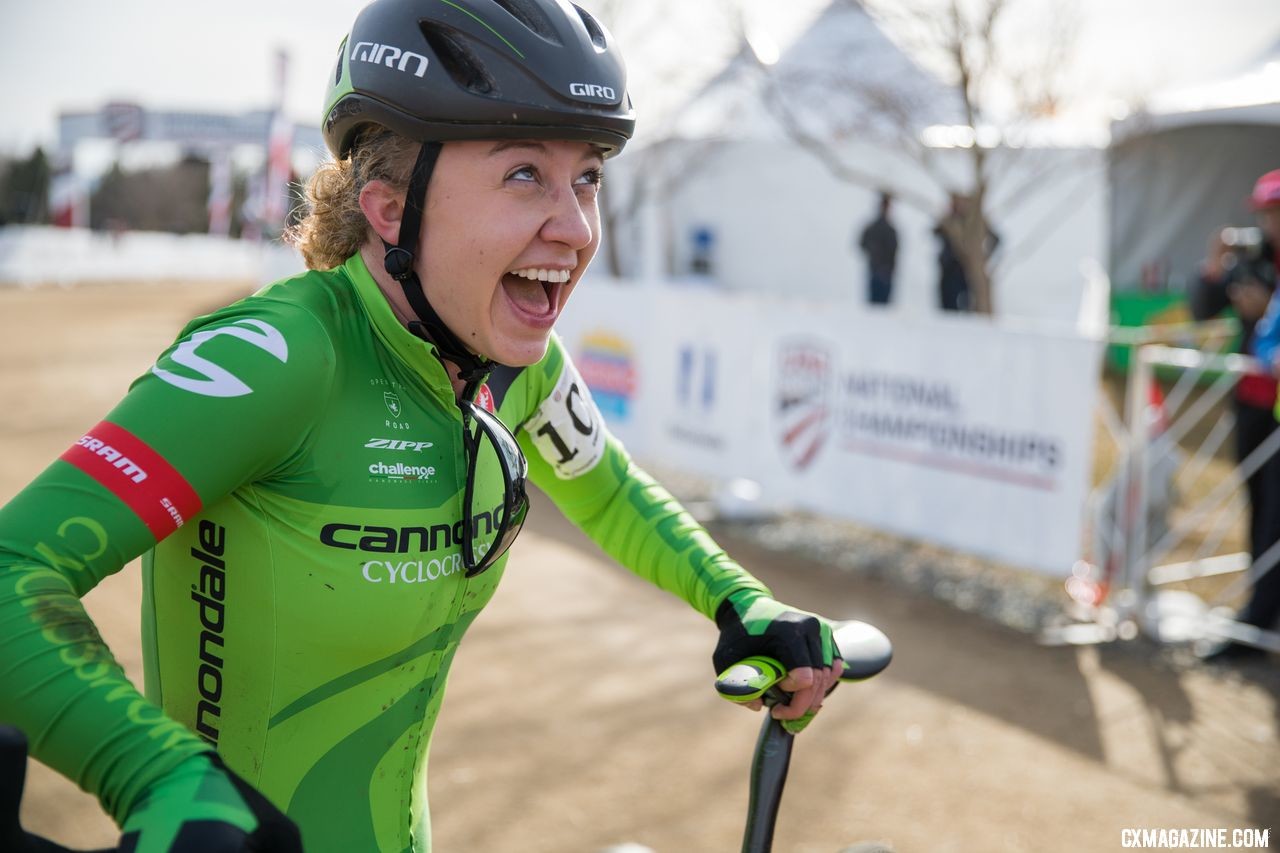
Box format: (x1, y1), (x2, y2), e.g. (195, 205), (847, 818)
(360, 243), (470, 402)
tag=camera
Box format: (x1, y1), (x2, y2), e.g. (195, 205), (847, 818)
(1221, 226), (1276, 288)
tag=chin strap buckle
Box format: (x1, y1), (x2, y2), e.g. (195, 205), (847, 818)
(383, 245), (415, 282)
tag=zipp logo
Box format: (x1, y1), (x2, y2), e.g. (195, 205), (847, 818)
(569, 82), (616, 100)
(351, 41), (429, 77)
(151, 320), (288, 398)
(365, 438), (433, 452)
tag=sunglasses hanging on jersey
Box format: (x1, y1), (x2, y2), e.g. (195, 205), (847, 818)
(458, 398), (530, 577)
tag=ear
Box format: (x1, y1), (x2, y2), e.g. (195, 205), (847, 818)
(359, 180), (405, 245)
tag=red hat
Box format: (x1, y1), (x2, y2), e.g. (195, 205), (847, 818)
(1252, 170), (1280, 210)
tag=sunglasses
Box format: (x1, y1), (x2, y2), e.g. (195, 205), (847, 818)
(458, 398), (530, 577)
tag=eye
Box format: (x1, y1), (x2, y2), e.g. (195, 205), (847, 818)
(575, 167), (604, 190)
(506, 165), (538, 183)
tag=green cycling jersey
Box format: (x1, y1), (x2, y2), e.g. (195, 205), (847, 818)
(0, 252), (770, 852)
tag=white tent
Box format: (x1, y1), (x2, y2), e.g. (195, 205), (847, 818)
(1108, 41), (1280, 290)
(628, 0), (1106, 327)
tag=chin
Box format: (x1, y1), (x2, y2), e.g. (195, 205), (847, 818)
(486, 332), (551, 368)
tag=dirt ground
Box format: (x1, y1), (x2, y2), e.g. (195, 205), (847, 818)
(4, 281), (1278, 852)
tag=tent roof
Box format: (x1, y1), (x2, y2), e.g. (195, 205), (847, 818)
(669, 0), (962, 143)
(1111, 40), (1280, 141)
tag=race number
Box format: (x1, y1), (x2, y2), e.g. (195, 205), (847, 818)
(525, 361), (606, 479)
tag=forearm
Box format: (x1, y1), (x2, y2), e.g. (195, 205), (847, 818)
(540, 447), (770, 620)
(0, 547), (209, 824)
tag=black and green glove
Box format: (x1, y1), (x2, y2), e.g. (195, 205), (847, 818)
(713, 589), (838, 676)
(118, 752), (302, 853)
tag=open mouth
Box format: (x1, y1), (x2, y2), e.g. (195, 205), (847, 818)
(501, 268), (571, 321)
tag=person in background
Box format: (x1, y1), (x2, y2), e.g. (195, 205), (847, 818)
(857, 191), (898, 305)
(1195, 168), (1280, 662)
(933, 193), (998, 312)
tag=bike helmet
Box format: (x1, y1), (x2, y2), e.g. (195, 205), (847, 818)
(323, 0), (635, 158)
(321, 0), (635, 385)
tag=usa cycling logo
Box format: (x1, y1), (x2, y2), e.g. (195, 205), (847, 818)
(151, 320), (288, 397)
(775, 340), (832, 471)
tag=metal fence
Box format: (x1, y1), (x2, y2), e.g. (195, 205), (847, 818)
(1048, 319), (1280, 654)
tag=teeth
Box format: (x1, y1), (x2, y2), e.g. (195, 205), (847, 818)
(510, 268), (571, 283)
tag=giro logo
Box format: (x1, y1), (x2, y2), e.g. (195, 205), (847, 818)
(151, 320), (288, 398)
(351, 41), (429, 77)
(569, 82), (616, 101)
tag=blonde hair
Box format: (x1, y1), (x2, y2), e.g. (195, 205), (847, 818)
(287, 128), (420, 270)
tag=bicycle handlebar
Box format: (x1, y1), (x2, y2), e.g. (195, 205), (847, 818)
(714, 619), (893, 705)
(715, 620), (892, 853)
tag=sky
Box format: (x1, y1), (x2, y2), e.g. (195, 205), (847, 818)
(1, 0), (1278, 157)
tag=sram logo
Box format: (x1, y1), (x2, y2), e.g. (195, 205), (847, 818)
(569, 82), (616, 100)
(151, 320), (288, 398)
(364, 438), (433, 452)
(351, 41), (429, 77)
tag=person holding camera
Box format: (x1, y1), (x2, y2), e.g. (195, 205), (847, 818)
(1193, 169), (1280, 661)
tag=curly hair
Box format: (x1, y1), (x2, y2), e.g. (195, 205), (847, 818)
(286, 129), (419, 270)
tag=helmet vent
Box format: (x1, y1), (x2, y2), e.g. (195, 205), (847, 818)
(491, 0), (561, 44)
(572, 4), (607, 49)
(333, 38), (348, 87)
(420, 24), (497, 95)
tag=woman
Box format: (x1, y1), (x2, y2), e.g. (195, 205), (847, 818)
(0, 2), (842, 850)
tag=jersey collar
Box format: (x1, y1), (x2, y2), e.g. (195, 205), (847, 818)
(342, 252), (457, 404)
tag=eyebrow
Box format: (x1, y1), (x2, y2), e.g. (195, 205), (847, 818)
(487, 140), (604, 163)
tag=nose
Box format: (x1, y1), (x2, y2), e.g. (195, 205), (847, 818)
(539, 184), (595, 252)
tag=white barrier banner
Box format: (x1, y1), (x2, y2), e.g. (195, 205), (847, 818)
(553, 280), (1102, 575)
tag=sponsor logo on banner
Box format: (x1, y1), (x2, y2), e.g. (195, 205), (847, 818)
(836, 371), (1063, 490)
(669, 344), (724, 450)
(577, 332), (636, 423)
(775, 341), (833, 470)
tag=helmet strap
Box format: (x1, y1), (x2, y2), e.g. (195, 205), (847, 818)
(383, 140), (493, 388)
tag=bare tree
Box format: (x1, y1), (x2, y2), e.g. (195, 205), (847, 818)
(757, 0), (1085, 314)
(583, 0), (751, 278)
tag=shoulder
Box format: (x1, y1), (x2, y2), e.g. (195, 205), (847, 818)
(148, 268), (345, 398)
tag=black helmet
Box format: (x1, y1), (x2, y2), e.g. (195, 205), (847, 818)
(323, 0), (636, 159)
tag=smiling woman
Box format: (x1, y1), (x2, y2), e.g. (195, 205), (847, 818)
(0, 2), (849, 853)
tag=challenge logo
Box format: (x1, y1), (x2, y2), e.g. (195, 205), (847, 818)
(368, 461), (437, 482)
(775, 340), (832, 471)
(577, 331), (636, 422)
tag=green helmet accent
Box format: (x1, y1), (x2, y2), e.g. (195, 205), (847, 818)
(323, 0), (636, 159)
